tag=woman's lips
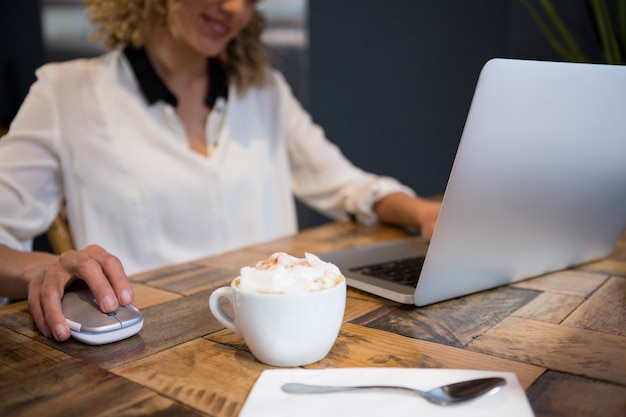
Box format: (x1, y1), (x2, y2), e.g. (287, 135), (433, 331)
(202, 13), (230, 37)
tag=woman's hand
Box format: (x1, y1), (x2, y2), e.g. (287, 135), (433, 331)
(27, 245), (133, 341)
(413, 199), (440, 240)
(374, 192), (441, 240)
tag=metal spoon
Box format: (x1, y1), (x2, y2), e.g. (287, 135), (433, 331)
(281, 376), (506, 406)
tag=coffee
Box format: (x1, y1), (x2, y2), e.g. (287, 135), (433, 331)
(238, 252), (344, 294)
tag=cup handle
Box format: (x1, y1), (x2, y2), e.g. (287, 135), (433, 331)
(208, 287), (242, 336)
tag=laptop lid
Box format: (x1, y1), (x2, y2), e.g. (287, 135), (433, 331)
(321, 58), (626, 306)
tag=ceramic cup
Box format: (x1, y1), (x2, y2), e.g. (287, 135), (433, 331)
(209, 276), (346, 367)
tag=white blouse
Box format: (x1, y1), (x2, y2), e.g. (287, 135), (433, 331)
(0, 49), (414, 275)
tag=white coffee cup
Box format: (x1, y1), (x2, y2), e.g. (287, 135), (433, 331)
(209, 276), (346, 367)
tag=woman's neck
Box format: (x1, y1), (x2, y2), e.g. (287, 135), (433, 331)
(144, 26), (207, 86)
(143, 26), (213, 157)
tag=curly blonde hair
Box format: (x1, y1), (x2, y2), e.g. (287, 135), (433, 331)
(83, 0), (267, 92)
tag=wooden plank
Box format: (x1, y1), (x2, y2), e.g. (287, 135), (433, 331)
(527, 371), (626, 417)
(609, 226), (626, 260)
(143, 266), (234, 296)
(205, 323), (544, 390)
(132, 262), (235, 296)
(511, 270), (608, 297)
(562, 276), (626, 336)
(357, 286), (539, 347)
(0, 300), (41, 339)
(0, 358), (156, 417)
(191, 248), (276, 273)
(577, 258), (626, 277)
(131, 282), (182, 309)
(512, 292), (585, 324)
(315, 324), (544, 389)
(468, 316), (626, 385)
(112, 338), (270, 417)
(111, 395), (208, 417)
(0, 299), (29, 316)
(347, 286), (400, 304)
(0, 326), (70, 383)
(344, 289), (395, 322)
(131, 262), (209, 283)
(249, 221), (415, 257)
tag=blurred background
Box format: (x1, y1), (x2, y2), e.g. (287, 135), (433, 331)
(0, 0), (612, 230)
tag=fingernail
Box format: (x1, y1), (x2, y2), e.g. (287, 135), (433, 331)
(54, 324), (69, 341)
(120, 290), (132, 305)
(102, 295), (116, 311)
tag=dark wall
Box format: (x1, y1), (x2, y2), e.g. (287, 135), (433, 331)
(0, 1), (44, 128)
(304, 0), (600, 227)
(309, 0), (507, 198)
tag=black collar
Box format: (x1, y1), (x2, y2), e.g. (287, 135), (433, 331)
(123, 46), (228, 108)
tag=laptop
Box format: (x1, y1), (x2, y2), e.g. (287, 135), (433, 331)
(319, 58), (626, 306)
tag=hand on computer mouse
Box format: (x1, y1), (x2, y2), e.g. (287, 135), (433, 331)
(27, 245), (134, 342)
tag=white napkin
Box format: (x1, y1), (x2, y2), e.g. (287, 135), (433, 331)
(239, 368), (535, 417)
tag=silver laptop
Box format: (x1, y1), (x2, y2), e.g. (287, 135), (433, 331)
(319, 58), (626, 306)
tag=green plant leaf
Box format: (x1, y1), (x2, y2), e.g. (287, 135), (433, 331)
(538, 0), (590, 60)
(518, 0), (589, 61)
(614, 0), (626, 56)
(588, 0), (623, 63)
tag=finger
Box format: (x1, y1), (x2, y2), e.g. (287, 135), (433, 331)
(27, 274), (51, 338)
(421, 224), (435, 241)
(57, 248), (119, 313)
(38, 264), (72, 341)
(84, 245), (133, 305)
(41, 293), (71, 342)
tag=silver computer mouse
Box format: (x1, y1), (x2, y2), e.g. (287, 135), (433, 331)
(61, 286), (143, 345)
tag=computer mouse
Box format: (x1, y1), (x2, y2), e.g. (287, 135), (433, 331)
(61, 286), (143, 345)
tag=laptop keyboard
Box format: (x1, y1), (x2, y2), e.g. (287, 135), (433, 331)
(349, 256), (425, 286)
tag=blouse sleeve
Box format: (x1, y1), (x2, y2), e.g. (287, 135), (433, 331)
(277, 71), (415, 225)
(0, 67), (64, 250)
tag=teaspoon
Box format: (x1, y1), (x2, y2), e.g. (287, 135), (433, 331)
(281, 376), (506, 406)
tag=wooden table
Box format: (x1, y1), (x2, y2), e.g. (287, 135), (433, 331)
(1, 221), (625, 416)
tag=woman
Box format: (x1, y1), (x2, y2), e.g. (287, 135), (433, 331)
(0, 0), (440, 341)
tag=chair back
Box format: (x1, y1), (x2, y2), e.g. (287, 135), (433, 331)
(46, 212), (75, 254)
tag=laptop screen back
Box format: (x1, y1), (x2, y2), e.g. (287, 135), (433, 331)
(414, 58), (626, 306)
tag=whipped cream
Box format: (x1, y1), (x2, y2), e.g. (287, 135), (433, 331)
(238, 252), (344, 294)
